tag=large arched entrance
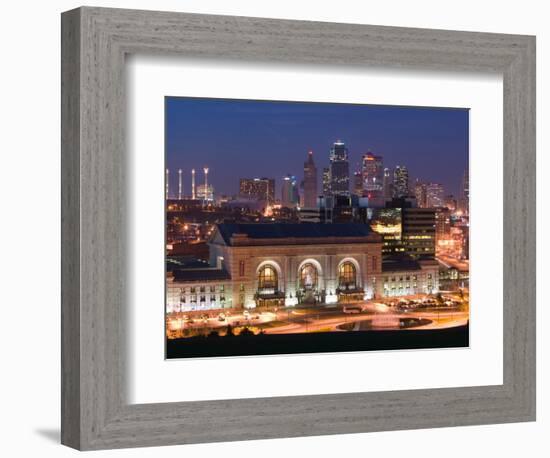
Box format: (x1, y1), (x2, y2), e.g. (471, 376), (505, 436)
(255, 262), (285, 308)
(337, 259), (363, 303)
(297, 261), (323, 304)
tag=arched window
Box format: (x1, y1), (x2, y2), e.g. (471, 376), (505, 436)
(338, 262), (357, 290)
(258, 265), (278, 292)
(299, 263), (318, 290)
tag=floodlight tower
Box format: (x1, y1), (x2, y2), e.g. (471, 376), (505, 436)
(191, 169), (196, 200)
(178, 169), (183, 200)
(203, 167), (209, 201)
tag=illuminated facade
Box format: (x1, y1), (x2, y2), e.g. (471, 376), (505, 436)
(303, 151), (318, 208)
(393, 165), (409, 198)
(329, 140), (350, 196)
(239, 177), (275, 204)
(166, 223), (440, 312)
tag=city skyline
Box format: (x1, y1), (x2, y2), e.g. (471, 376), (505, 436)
(165, 97), (469, 199)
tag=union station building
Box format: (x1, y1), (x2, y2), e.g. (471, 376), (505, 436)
(167, 223), (439, 313)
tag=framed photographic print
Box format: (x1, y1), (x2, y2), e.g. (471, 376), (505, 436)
(164, 97), (470, 359)
(61, 6), (536, 450)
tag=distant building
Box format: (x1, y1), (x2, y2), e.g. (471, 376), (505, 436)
(435, 207), (451, 241)
(444, 195), (457, 212)
(414, 181), (427, 208)
(383, 167), (393, 200)
(361, 153), (384, 204)
(352, 171), (363, 197)
(401, 208), (436, 259)
(303, 151), (318, 208)
(426, 183), (445, 208)
(281, 174), (299, 208)
(393, 166), (409, 198)
(239, 177), (275, 204)
(461, 169), (469, 214)
(322, 167), (331, 196)
(329, 140), (350, 196)
(196, 183), (214, 201)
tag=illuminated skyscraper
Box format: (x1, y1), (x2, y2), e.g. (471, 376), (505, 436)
(426, 183), (445, 208)
(362, 152), (384, 205)
(303, 151), (318, 208)
(393, 165), (409, 198)
(281, 174), (299, 208)
(461, 169), (469, 214)
(352, 171), (363, 197)
(322, 167), (331, 197)
(239, 178), (275, 203)
(414, 180), (427, 208)
(362, 153), (383, 193)
(383, 167), (392, 200)
(329, 140), (350, 196)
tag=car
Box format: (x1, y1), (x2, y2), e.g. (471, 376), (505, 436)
(218, 314), (226, 322)
(343, 305), (362, 314)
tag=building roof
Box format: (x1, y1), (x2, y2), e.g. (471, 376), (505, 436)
(215, 222), (374, 246)
(173, 268), (231, 282)
(382, 258), (422, 272)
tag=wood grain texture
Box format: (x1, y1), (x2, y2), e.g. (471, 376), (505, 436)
(61, 6), (536, 450)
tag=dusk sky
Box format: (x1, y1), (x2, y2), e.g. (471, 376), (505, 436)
(165, 97), (469, 198)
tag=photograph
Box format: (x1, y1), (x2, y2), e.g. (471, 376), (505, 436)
(164, 97), (470, 358)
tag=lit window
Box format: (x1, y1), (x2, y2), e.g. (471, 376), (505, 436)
(258, 265), (278, 291)
(338, 262), (357, 290)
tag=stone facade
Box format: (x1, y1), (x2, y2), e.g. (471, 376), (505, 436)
(166, 223), (439, 313)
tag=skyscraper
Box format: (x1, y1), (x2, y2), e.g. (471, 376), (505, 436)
(393, 165), (409, 198)
(362, 153), (383, 193)
(239, 178), (275, 203)
(281, 174), (299, 208)
(361, 152), (384, 205)
(461, 169), (469, 214)
(322, 167), (331, 197)
(383, 167), (392, 200)
(414, 180), (427, 208)
(352, 171), (363, 197)
(303, 151), (318, 208)
(329, 140), (350, 196)
(426, 183), (445, 208)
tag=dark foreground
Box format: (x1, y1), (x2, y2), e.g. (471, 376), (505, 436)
(166, 324), (469, 359)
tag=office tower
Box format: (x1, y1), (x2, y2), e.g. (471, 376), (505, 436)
(191, 169), (196, 200)
(329, 140), (350, 196)
(178, 169), (183, 200)
(362, 152), (383, 194)
(303, 151), (318, 208)
(401, 207), (436, 259)
(393, 165), (409, 198)
(435, 207), (451, 242)
(322, 167), (331, 196)
(281, 174), (299, 208)
(414, 180), (427, 208)
(426, 183), (445, 208)
(165, 168), (169, 199)
(383, 167), (392, 200)
(461, 169), (469, 214)
(352, 171), (363, 197)
(239, 177), (276, 203)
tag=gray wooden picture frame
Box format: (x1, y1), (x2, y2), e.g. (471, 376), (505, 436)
(61, 6), (536, 451)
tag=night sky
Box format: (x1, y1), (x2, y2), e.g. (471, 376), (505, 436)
(165, 97), (469, 198)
